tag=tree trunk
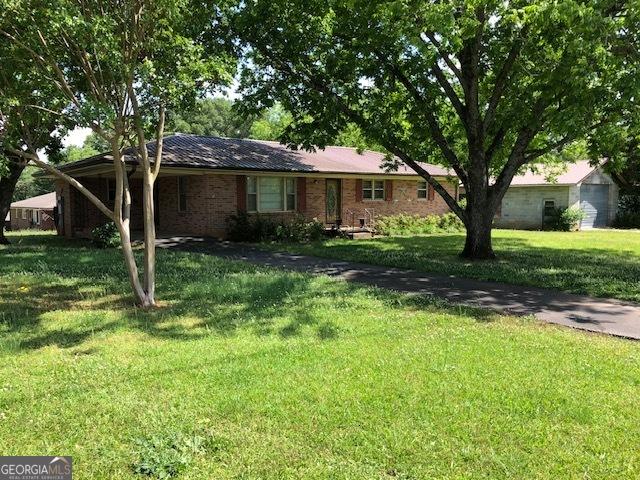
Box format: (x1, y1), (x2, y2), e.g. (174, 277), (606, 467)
(0, 160), (26, 245)
(142, 171), (156, 306)
(460, 205), (496, 260)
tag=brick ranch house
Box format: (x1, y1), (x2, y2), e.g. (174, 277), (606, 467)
(52, 134), (459, 239)
(8, 192), (57, 231)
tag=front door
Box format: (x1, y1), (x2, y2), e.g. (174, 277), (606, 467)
(325, 179), (342, 225)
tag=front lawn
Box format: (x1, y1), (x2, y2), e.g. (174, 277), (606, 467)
(266, 229), (640, 302)
(1, 232), (640, 479)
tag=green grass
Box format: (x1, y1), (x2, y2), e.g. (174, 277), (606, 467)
(264, 229), (640, 302)
(1, 231), (640, 479)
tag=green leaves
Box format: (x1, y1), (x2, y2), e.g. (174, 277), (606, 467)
(231, 0), (636, 174)
(1, 0), (235, 142)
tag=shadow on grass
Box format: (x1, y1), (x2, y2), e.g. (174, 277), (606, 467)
(0, 234), (498, 352)
(293, 233), (640, 301)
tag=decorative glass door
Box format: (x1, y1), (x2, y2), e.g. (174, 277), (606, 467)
(325, 179), (342, 225)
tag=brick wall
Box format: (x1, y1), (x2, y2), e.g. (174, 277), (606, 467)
(9, 208), (55, 231)
(59, 172), (458, 239)
(156, 174), (237, 237)
(302, 177), (457, 226)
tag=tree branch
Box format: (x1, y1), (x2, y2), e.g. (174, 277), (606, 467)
(484, 27), (528, 131)
(383, 60), (468, 185)
(8, 147), (114, 220)
(259, 48), (465, 216)
(152, 104), (166, 181)
(422, 33), (463, 83)
(383, 144), (465, 219)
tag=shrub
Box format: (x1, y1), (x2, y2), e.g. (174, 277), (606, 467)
(226, 212), (324, 242)
(546, 206), (586, 231)
(613, 212), (640, 229)
(375, 212), (464, 236)
(91, 222), (120, 248)
(613, 194), (640, 229)
(618, 193), (640, 213)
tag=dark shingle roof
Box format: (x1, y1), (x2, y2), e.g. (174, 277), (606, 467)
(59, 134), (453, 177)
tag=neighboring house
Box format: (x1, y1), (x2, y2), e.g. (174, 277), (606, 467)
(51, 134), (459, 239)
(494, 161), (619, 230)
(10, 192), (58, 231)
(4, 212), (9, 231)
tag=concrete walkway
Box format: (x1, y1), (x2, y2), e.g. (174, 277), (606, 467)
(157, 236), (640, 340)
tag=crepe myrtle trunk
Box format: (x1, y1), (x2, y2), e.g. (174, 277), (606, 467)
(0, 159), (26, 245)
(141, 172), (156, 306)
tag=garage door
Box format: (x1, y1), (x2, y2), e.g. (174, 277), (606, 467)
(580, 184), (609, 229)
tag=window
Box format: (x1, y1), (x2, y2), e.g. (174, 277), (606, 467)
(286, 178), (296, 211)
(32, 210), (40, 225)
(543, 200), (555, 216)
(417, 180), (428, 199)
(178, 177), (188, 212)
(362, 180), (385, 200)
(107, 179), (116, 202)
(259, 177), (283, 211)
(246, 176), (297, 212)
(247, 176), (257, 212)
(21, 209), (27, 220)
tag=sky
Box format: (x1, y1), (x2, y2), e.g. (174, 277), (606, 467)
(63, 127), (91, 148)
(60, 85), (240, 149)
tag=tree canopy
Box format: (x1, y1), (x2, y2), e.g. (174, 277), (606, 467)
(1, 0), (235, 304)
(167, 97), (255, 138)
(231, 0), (638, 258)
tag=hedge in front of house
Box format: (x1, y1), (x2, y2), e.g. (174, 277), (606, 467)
(226, 212), (325, 242)
(375, 213), (464, 236)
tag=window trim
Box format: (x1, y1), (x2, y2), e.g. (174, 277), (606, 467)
(21, 208), (27, 220)
(543, 199), (556, 217)
(177, 176), (188, 212)
(246, 175), (297, 213)
(362, 178), (385, 201)
(417, 180), (428, 200)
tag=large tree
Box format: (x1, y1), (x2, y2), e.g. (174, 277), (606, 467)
(231, 0), (635, 258)
(588, 5), (640, 195)
(167, 97), (255, 138)
(0, 38), (68, 244)
(1, 0), (233, 306)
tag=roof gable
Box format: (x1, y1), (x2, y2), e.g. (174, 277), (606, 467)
(510, 161), (602, 186)
(11, 192), (57, 209)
